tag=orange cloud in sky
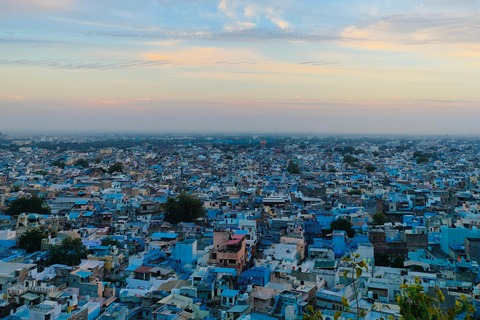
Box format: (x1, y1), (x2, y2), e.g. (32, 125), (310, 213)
(340, 23), (404, 51)
(145, 47), (262, 65)
(0, 94), (25, 101)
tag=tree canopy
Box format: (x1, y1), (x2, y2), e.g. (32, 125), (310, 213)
(4, 195), (51, 216)
(327, 218), (355, 238)
(365, 164), (376, 173)
(51, 160), (66, 169)
(347, 189), (362, 195)
(371, 212), (388, 225)
(49, 237), (88, 266)
(101, 237), (120, 247)
(18, 228), (47, 253)
(74, 158), (89, 168)
(343, 155), (359, 165)
(287, 160), (300, 174)
(163, 192), (204, 224)
(108, 162), (124, 174)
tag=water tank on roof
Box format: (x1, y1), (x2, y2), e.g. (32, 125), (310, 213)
(368, 291), (373, 299)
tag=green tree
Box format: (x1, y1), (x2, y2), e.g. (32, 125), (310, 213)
(108, 162), (124, 174)
(343, 155), (359, 165)
(327, 218), (355, 238)
(371, 212), (388, 225)
(287, 160), (300, 174)
(416, 156), (430, 164)
(51, 160), (66, 168)
(397, 277), (474, 320)
(374, 252), (391, 267)
(48, 237), (88, 266)
(101, 237), (119, 247)
(348, 189), (362, 195)
(94, 158), (102, 164)
(18, 228), (47, 253)
(163, 192), (204, 224)
(373, 151), (380, 157)
(365, 164), (376, 173)
(391, 256), (404, 268)
(74, 158), (89, 168)
(4, 195), (51, 216)
(10, 185), (20, 192)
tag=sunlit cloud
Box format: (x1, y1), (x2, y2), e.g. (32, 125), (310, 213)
(145, 47), (262, 66)
(0, 94), (25, 101)
(224, 21), (256, 32)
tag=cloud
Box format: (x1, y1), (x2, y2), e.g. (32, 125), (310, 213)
(224, 21), (256, 32)
(340, 11), (480, 57)
(143, 40), (182, 46)
(0, 58), (173, 70)
(84, 27), (337, 43)
(0, 0), (76, 15)
(0, 94), (25, 101)
(244, 5), (257, 18)
(218, 0), (235, 18)
(145, 47), (262, 66)
(265, 7), (289, 29)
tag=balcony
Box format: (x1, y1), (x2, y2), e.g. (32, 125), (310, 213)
(7, 285), (28, 295)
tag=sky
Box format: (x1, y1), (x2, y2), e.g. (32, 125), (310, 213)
(1, 0), (480, 134)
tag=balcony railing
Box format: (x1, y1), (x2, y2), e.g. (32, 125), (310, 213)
(7, 286), (28, 295)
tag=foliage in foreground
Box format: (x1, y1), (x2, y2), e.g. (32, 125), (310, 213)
(303, 254), (475, 320)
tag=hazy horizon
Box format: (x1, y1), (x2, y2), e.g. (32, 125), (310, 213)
(1, 1), (479, 134)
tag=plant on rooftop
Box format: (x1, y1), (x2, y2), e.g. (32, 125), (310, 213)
(4, 195), (51, 216)
(18, 228), (47, 253)
(163, 192), (204, 224)
(48, 236), (87, 266)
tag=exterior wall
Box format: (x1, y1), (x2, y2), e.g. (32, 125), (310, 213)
(369, 231), (387, 253)
(172, 240), (198, 265)
(69, 274), (103, 297)
(465, 238), (480, 263)
(213, 232), (247, 273)
(402, 233), (428, 252)
(440, 226), (480, 255)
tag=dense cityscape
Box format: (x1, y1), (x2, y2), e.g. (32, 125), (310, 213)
(0, 132), (479, 320)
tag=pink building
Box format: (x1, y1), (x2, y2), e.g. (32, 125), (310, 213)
(212, 231), (247, 273)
